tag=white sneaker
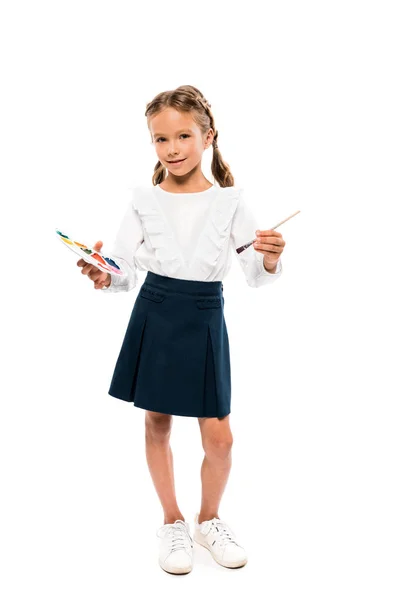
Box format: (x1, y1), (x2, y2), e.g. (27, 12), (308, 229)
(156, 519), (193, 574)
(194, 513), (248, 568)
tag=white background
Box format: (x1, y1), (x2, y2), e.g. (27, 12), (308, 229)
(1, 0), (399, 598)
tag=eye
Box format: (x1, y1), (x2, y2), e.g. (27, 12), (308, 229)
(155, 134), (190, 143)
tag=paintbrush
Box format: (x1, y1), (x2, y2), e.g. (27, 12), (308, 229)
(236, 210), (301, 254)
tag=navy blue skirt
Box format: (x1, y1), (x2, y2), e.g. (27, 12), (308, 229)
(108, 271), (231, 418)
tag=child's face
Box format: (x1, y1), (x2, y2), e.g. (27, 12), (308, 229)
(149, 108), (213, 175)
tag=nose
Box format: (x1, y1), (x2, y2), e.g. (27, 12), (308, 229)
(167, 142), (180, 156)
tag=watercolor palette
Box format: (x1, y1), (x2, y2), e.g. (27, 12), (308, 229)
(55, 228), (127, 276)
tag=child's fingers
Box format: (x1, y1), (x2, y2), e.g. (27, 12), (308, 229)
(77, 259), (102, 275)
(94, 273), (110, 289)
(90, 270), (105, 283)
(81, 265), (93, 275)
(81, 262), (99, 275)
(257, 229), (282, 237)
(91, 270), (105, 283)
(77, 258), (89, 271)
(76, 252), (108, 284)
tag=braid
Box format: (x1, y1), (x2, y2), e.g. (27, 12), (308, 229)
(195, 95), (218, 149)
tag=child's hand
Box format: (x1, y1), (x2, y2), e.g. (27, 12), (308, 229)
(253, 229), (285, 270)
(76, 240), (112, 289)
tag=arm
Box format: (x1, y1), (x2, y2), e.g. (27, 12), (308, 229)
(100, 190), (144, 293)
(230, 188), (283, 288)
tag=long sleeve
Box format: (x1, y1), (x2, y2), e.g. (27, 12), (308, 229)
(100, 191), (144, 293)
(230, 188), (283, 288)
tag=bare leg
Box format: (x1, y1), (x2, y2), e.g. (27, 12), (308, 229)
(145, 411), (185, 525)
(197, 415), (233, 523)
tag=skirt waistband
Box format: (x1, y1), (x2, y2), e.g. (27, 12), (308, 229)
(144, 271), (223, 296)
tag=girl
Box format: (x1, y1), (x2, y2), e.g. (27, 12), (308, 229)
(77, 85), (285, 575)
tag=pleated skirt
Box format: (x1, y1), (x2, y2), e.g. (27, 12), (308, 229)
(108, 270), (231, 418)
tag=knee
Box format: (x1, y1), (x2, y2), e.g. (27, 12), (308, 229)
(203, 434), (233, 460)
(145, 411), (172, 441)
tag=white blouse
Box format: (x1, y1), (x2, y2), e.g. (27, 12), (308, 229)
(101, 184), (283, 292)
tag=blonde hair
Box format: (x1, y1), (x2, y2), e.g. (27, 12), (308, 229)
(145, 85), (234, 188)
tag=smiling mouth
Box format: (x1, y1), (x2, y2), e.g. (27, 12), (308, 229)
(167, 158), (186, 163)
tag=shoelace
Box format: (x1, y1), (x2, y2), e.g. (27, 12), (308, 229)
(156, 520), (193, 552)
(200, 517), (239, 547)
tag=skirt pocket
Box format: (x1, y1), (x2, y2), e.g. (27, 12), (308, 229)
(139, 286), (166, 303)
(196, 296), (221, 310)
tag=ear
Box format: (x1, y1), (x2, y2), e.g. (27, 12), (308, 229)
(204, 128), (214, 149)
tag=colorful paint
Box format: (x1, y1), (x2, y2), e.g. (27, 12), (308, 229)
(56, 228), (126, 277)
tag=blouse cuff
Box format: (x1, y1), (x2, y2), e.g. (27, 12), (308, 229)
(100, 271), (129, 292)
(261, 255), (282, 275)
(255, 252), (283, 284)
(99, 258), (136, 292)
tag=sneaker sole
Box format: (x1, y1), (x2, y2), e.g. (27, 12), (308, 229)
(194, 535), (248, 568)
(158, 558), (193, 575)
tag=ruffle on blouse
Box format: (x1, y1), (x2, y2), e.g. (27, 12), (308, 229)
(133, 188), (182, 277)
(133, 186), (241, 280)
(191, 187), (240, 280)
